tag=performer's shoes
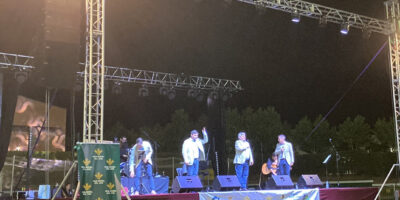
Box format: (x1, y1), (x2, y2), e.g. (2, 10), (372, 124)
(134, 191), (139, 195)
(151, 190), (157, 195)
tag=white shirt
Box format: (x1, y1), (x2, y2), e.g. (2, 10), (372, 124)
(274, 141), (295, 165)
(182, 131), (208, 165)
(233, 140), (254, 164)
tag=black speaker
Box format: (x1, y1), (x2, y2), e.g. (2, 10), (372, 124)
(30, 0), (82, 89)
(266, 175), (294, 189)
(212, 175), (241, 191)
(297, 174), (323, 189)
(171, 176), (203, 193)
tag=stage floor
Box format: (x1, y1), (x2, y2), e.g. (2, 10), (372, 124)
(119, 187), (378, 200)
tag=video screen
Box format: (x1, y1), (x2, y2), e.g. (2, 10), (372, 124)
(8, 96), (66, 152)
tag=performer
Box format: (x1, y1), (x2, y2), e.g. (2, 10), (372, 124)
(129, 137), (156, 195)
(274, 134), (294, 176)
(120, 136), (129, 163)
(182, 127), (208, 176)
(234, 132), (254, 190)
(266, 153), (279, 176)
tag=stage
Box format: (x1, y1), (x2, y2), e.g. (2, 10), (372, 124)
(115, 187), (377, 200)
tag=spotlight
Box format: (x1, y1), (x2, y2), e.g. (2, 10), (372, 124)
(138, 85), (149, 97)
(15, 71), (28, 84)
(112, 81), (122, 95)
(187, 88), (196, 98)
(159, 87), (168, 96)
(340, 23), (350, 35)
(291, 10), (300, 23)
(319, 16), (327, 28)
(167, 89), (176, 100)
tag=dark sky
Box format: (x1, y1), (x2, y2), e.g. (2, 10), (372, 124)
(0, 0), (392, 130)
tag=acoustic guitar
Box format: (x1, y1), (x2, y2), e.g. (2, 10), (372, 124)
(261, 162), (278, 175)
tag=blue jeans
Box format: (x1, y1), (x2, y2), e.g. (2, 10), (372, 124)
(134, 161), (155, 192)
(279, 158), (291, 176)
(235, 162), (249, 189)
(187, 158), (199, 176)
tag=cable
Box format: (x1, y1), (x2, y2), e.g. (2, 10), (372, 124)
(305, 41), (388, 141)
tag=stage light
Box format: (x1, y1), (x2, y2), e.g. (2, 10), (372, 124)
(14, 71), (28, 84)
(138, 85), (149, 97)
(319, 16), (327, 28)
(291, 10), (300, 23)
(167, 89), (176, 100)
(112, 81), (122, 94)
(340, 23), (350, 35)
(159, 87), (168, 96)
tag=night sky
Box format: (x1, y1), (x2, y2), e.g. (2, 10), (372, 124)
(0, 0), (392, 132)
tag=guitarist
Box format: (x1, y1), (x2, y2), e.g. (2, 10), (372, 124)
(266, 153), (279, 175)
(261, 153), (279, 176)
(129, 137), (156, 195)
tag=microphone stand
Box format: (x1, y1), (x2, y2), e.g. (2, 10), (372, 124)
(329, 139), (341, 187)
(142, 131), (160, 176)
(322, 154), (332, 188)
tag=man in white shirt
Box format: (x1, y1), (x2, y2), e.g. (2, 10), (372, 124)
(129, 137), (156, 195)
(234, 132), (254, 190)
(274, 134), (294, 176)
(182, 127), (208, 176)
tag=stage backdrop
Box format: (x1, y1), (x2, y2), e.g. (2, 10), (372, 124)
(77, 143), (121, 200)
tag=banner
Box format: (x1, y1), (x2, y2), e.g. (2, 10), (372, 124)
(77, 143), (121, 200)
(199, 188), (320, 200)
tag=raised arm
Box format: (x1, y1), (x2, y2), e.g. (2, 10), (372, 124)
(200, 127), (208, 144)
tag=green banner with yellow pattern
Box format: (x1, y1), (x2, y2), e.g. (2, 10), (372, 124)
(77, 143), (121, 200)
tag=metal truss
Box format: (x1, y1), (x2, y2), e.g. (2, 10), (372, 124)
(0, 52), (34, 70)
(83, 0), (105, 143)
(386, 0), (400, 164)
(77, 65), (243, 92)
(238, 0), (392, 35)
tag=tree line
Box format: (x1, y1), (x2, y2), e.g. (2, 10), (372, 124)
(105, 106), (395, 155)
(104, 106), (396, 177)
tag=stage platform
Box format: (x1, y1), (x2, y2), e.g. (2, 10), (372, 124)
(51, 187), (378, 200)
